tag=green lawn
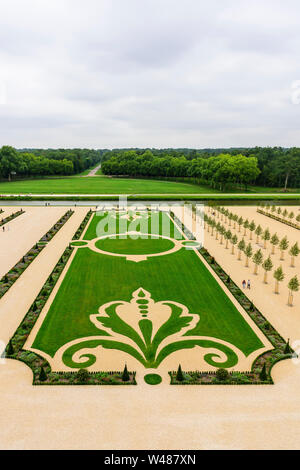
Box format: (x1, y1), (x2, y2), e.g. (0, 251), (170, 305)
(31, 211), (265, 371)
(95, 235), (175, 255)
(0, 176), (217, 194)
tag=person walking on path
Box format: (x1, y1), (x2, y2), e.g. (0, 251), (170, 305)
(247, 279), (251, 289)
(242, 280), (246, 289)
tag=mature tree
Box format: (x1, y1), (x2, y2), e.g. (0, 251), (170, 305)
(288, 276), (299, 306)
(262, 256), (273, 284)
(273, 266), (285, 294)
(253, 249), (263, 275)
(289, 242), (300, 267)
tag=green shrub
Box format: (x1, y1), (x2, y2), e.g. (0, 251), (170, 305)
(216, 368), (229, 381)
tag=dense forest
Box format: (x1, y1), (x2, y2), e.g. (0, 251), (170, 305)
(0, 146), (101, 180)
(1, 145), (300, 190)
(101, 147), (300, 190)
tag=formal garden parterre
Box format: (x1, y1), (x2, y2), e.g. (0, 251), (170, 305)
(4, 206), (294, 385)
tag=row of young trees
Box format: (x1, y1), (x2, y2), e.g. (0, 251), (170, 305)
(204, 207), (299, 306)
(101, 150), (260, 190)
(0, 146), (102, 180)
(258, 203), (300, 228)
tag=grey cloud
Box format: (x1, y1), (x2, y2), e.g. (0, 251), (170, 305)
(0, 0), (299, 148)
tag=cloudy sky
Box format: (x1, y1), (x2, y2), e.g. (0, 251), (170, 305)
(0, 0), (299, 149)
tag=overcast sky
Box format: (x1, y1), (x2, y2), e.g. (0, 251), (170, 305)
(0, 0), (299, 149)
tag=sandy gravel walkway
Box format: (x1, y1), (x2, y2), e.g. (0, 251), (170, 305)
(203, 206), (300, 344)
(0, 208), (88, 346)
(0, 206), (67, 278)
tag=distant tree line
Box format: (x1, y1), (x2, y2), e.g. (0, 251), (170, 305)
(0, 146), (102, 180)
(101, 147), (300, 190)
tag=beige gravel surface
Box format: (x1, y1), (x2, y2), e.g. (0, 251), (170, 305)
(0, 206), (67, 278)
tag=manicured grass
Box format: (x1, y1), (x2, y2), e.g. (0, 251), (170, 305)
(95, 235), (175, 255)
(0, 176), (218, 194)
(144, 373), (162, 385)
(84, 211), (183, 240)
(32, 213), (264, 365)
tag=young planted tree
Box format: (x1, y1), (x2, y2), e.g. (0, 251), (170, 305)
(262, 228), (271, 249)
(233, 214), (238, 229)
(238, 216), (243, 233)
(249, 220), (256, 240)
(252, 249), (263, 275)
(255, 225), (263, 244)
(219, 225), (225, 245)
(287, 276), (299, 307)
(224, 209), (229, 224)
(283, 209), (288, 219)
(228, 212), (233, 227)
(262, 256), (273, 284)
(289, 212), (294, 223)
(277, 207), (282, 216)
(296, 214), (300, 225)
(224, 230), (232, 249)
(231, 234), (238, 255)
(244, 243), (253, 267)
(273, 266), (285, 294)
(279, 236), (289, 260)
(39, 366), (47, 382)
(122, 364), (130, 382)
(210, 219), (216, 236)
(270, 233), (279, 255)
(271, 205), (276, 214)
(289, 242), (300, 267)
(176, 364), (184, 382)
(259, 363), (268, 382)
(215, 222), (221, 240)
(237, 238), (246, 261)
(243, 219), (250, 236)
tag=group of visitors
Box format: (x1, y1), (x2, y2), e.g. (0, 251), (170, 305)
(242, 279), (251, 289)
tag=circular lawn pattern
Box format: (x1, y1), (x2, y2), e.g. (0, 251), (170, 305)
(70, 241), (88, 247)
(144, 373), (162, 385)
(95, 235), (175, 256)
